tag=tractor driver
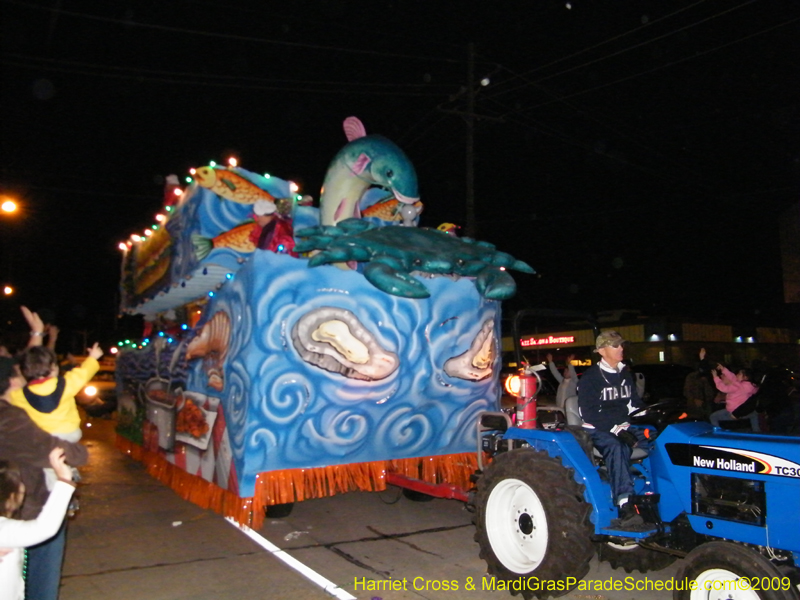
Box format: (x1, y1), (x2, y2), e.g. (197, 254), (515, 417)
(577, 331), (647, 529)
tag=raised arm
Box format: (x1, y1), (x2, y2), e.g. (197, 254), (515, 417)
(21, 306), (45, 348)
(546, 353), (563, 383)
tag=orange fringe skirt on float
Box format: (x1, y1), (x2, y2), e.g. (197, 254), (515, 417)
(115, 436), (478, 530)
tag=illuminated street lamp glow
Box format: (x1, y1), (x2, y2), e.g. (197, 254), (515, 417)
(1, 199), (18, 213)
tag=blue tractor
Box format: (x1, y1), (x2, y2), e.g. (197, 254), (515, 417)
(472, 313), (800, 600)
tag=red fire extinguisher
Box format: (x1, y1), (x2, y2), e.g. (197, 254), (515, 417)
(516, 373), (538, 429)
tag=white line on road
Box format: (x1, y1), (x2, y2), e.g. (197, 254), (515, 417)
(225, 517), (357, 600)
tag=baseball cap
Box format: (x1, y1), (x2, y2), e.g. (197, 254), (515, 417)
(253, 199), (277, 216)
(594, 330), (626, 352)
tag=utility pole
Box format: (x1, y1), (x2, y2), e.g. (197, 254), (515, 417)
(465, 42), (476, 238)
(439, 44), (502, 239)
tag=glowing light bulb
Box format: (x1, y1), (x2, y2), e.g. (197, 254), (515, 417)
(289, 181), (299, 193)
(144, 229), (153, 237)
(505, 374), (521, 396)
(209, 161), (217, 167)
(189, 168), (196, 175)
(131, 234), (142, 242)
(228, 157), (238, 167)
(155, 214), (166, 222)
(173, 188), (182, 196)
(118, 243), (127, 251)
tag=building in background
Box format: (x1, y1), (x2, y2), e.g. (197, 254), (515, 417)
(504, 310), (799, 371)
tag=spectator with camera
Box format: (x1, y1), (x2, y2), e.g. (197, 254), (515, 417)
(710, 363), (760, 432)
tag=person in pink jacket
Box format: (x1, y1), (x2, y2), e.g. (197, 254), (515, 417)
(710, 364), (760, 432)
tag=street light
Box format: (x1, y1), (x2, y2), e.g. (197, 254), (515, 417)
(1, 198), (17, 214)
(1, 195), (21, 291)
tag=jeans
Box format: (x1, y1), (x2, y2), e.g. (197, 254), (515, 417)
(710, 408), (760, 432)
(589, 429), (635, 505)
(25, 518), (66, 600)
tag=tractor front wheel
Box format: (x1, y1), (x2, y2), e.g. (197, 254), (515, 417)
(675, 541), (799, 600)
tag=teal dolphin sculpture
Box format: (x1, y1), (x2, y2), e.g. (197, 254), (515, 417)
(320, 117), (420, 226)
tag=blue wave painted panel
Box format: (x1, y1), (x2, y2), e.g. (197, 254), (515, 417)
(185, 251), (502, 497)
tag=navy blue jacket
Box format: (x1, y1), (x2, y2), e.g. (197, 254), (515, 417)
(577, 361), (644, 432)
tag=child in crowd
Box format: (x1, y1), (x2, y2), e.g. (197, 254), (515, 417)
(0, 448), (76, 600)
(8, 343), (102, 490)
(9, 343), (103, 444)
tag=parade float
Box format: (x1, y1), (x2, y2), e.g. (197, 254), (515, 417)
(115, 117), (534, 528)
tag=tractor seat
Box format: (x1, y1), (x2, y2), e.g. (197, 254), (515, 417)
(564, 395), (648, 461)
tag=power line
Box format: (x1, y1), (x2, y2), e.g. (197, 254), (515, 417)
(505, 13), (800, 113)
(0, 56), (448, 96)
(1, 0), (473, 65)
(481, 64), (720, 189)
(485, 0), (760, 100)
(1, 52), (454, 94)
(517, 0), (711, 79)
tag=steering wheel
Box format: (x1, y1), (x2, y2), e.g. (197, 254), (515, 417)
(629, 399), (677, 420)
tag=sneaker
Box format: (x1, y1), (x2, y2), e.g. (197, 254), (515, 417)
(611, 501), (645, 529)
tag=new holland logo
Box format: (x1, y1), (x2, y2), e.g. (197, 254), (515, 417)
(665, 444), (800, 478)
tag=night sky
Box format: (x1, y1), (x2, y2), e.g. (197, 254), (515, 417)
(1, 0), (799, 351)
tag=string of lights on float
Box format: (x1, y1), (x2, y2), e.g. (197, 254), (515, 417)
(114, 156), (305, 350)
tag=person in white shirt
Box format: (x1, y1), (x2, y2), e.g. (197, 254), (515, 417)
(546, 353), (578, 409)
(0, 447), (76, 600)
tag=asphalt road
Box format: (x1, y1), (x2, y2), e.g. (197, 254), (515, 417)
(61, 416), (682, 600)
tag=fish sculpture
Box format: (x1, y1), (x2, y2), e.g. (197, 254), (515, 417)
(362, 198), (424, 223)
(320, 117), (420, 226)
(194, 166), (277, 207)
(191, 222), (258, 260)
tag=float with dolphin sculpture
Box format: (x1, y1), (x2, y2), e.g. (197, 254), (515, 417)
(116, 117), (534, 528)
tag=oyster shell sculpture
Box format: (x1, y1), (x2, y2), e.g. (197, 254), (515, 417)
(291, 306), (399, 381)
(444, 318), (496, 381)
(186, 311), (231, 391)
(294, 219), (534, 300)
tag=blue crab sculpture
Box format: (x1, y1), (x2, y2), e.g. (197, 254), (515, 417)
(294, 218), (535, 300)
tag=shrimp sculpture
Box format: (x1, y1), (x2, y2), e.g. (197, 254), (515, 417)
(186, 311), (231, 391)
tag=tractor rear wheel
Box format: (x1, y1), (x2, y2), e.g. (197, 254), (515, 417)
(473, 448), (593, 599)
